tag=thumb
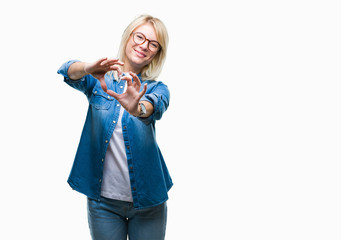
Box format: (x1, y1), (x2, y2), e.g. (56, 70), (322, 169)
(138, 83), (147, 99)
(106, 90), (120, 100)
(99, 78), (108, 92)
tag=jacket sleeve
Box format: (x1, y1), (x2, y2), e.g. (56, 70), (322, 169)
(57, 60), (97, 98)
(139, 81), (170, 125)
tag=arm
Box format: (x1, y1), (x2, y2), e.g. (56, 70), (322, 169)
(57, 60), (94, 95)
(67, 58), (124, 91)
(106, 72), (170, 122)
(140, 81), (170, 121)
(67, 62), (88, 80)
(58, 58), (124, 98)
(139, 101), (154, 118)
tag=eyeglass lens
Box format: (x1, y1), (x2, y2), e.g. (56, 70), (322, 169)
(133, 32), (160, 51)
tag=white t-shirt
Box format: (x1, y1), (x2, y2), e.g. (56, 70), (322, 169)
(100, 82), (133, 202)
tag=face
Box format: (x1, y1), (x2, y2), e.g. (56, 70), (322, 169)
(124, 23), (159, 73)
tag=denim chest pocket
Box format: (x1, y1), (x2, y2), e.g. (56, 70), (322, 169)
(89, 88), (114, 110)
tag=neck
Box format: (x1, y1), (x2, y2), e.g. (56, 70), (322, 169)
(123, 60), (142, 74)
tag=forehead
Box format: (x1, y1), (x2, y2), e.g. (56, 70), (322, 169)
(134, 23), (158, 41)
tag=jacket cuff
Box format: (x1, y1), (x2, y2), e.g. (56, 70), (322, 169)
(57, 60), (85, 83)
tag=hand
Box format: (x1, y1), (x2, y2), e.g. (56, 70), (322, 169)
(84, 58), (124, 92)
(107, 72), (148, 116)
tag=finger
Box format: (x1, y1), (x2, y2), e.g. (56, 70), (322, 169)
(121, 75), (133, 87)
(99, 58), (111, 66)
(109, 65), (122, 77)
(111, 59), (124, 66)
(117, 66), (122, 77)
(130, 72), (141, 88)
(101, 58), (124, 67)
(138, 83), (147, 99)
(98, 57), (108, 66)
(106, 90), (120, 99)
(99, 78), (108, 92)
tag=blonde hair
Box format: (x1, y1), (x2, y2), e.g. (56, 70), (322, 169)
(117, 15), (169, 80)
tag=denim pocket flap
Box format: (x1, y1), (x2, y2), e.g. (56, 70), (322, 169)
(90, 88), (114, 110)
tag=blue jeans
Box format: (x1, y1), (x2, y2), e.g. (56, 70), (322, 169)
(87, 197), (167, 240)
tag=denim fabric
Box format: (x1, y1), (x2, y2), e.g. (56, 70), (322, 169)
(57, 60), (173, 209)
(87, 197), (167, 240)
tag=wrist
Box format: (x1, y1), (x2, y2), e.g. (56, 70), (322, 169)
(68, 62), (89, 80)
(83, 62), (90, 75)
(134, 102), (146, 117)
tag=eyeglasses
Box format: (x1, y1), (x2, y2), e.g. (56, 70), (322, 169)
(132, 32), (161, 52)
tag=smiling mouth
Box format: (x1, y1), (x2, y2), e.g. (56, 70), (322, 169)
(134, 49), (147, 58)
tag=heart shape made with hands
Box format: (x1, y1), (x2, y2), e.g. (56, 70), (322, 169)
(85, 58), (147, 116)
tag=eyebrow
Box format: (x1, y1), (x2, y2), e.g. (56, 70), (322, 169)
(135, 32), (158, 42)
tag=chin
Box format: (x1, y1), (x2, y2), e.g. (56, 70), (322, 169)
(132, 56), (151, 67)
(125, 49), (153, 72)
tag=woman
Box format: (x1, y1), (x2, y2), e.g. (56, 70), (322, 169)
(57, 15), (173, 240)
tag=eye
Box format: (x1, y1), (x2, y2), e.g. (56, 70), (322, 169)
(133, 33), (146, 44)
(150, 42), (159, 49)
(136, 34), (144, 40)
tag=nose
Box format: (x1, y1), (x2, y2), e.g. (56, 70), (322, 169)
(139, 40), (149, 51)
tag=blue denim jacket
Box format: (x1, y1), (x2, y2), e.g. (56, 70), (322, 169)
(57, 60), (173, 209)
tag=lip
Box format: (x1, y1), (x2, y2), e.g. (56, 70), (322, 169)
(134, 48), (147, 58)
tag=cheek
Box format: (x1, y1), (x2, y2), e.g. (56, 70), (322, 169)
(125, 43), (133, 56)
(125, 41), (136, 56)
(148, 52), (158, 62)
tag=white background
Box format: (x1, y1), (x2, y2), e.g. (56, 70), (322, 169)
(1, 0), (340, 239)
